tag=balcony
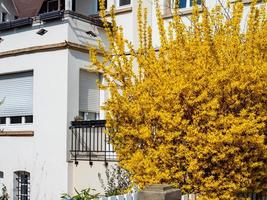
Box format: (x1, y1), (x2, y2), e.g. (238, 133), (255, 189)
(0, 10), (103, 33)
(69, 120), (116, 165)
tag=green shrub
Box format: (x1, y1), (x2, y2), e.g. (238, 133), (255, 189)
(0, 185), (9, 200)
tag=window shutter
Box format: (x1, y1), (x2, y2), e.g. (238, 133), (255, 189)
(79, 70), (100, 113)
(0, 71), (33, 117)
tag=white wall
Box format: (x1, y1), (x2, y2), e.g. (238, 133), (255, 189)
(68, 16), (105, 47)
(71, 162), (115, 195)
(0, 21), (68, 52)
(0, 49), (69, 200)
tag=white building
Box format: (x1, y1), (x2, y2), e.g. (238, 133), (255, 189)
(0, 0), (256, 199)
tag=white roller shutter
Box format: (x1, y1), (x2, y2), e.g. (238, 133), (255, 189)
(0, 71), (33, 117)
(79, 70), (100, 113)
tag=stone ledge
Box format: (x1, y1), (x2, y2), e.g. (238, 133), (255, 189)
(0, 41), (102, 59)
(0, 131), (34, 137)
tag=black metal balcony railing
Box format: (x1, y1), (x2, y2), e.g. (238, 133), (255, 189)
(39, 10), (64, 22)
(0, 17), (33, 31)
(0, 10), (103, 33)
(69, 120), (116, 165)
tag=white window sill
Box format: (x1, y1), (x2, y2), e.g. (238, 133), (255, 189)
(162, 6), (203, 19)
(116, 4), (132, 9)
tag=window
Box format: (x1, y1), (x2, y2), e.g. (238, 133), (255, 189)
(79, 112), (99, 121)
(97, 0), (107, 11)
(14, 171), (30, 200)
(119, 0), (131, 6)
(172, 0), (201, 9)
(79, 70), (100, 120)
(72, 0), (76, 11)
(47, 0), (59, 12)
(1, 12), (7, 22)
(39, 0), (65, 14)
(0, 71), (33, 125)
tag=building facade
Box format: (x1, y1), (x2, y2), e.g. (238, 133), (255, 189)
(0, 0), (257, 199)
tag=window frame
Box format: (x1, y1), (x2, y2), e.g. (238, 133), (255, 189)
(0, 116), (33, 126)
(79, 70), (100, 116)
(39, 0), (65, 14)
(0, 71), (33, 127)
(170, 0), (201, 9)
(14, 171), (30, 200)
(117, 0), (131, 7)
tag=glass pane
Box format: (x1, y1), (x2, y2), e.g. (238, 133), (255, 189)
(25, 116), (33, 123)
(10, 116), (22, 124)
(48, 0), (59, 12)
(60, 0), (65, 10)
(39, 1), (48, 14)
(0, 117), (6, 124)
(17, 172), (30, 200)
(119, 0), (131, 6)
(72, 0), (76, 11)
(83, 112), (99, 120)
(179, 0), (186, 8)
(21, 184), (28, 196)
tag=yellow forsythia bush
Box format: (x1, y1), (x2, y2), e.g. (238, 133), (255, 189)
(91, 0), (267, 199)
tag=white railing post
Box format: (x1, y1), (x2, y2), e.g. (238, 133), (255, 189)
(65, 0), (72, 11)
